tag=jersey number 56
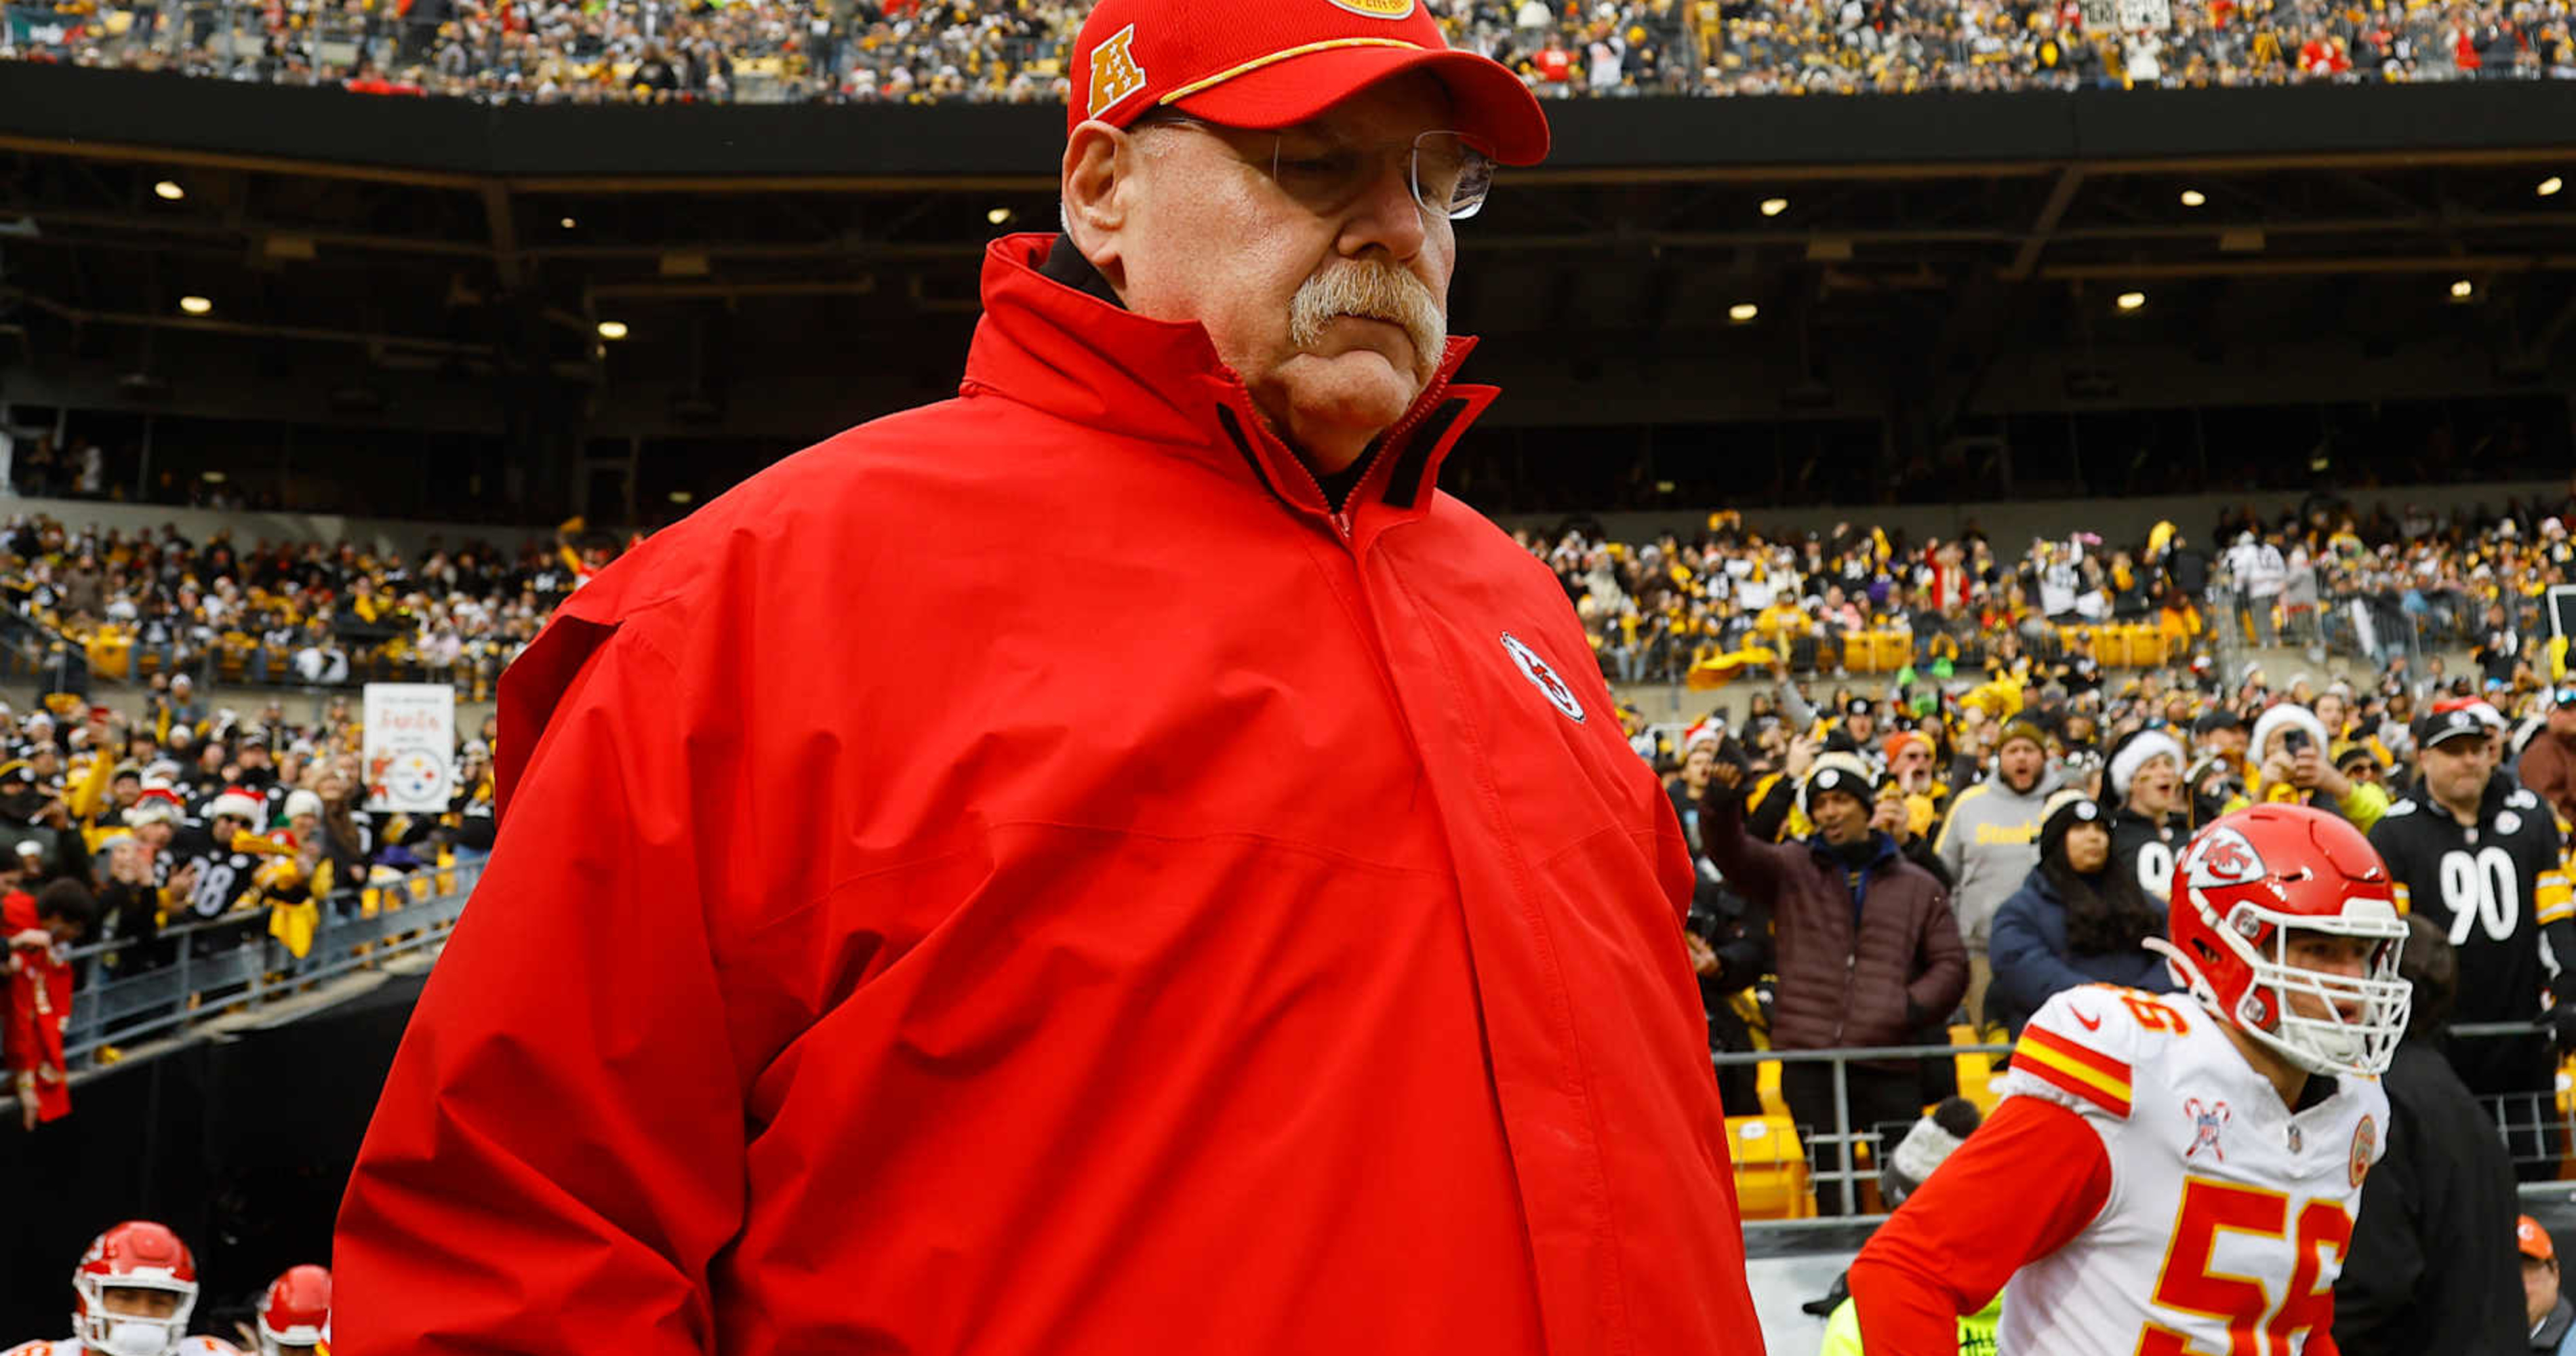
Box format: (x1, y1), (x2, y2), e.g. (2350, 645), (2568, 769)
(2137, 1177), (2349, 1356)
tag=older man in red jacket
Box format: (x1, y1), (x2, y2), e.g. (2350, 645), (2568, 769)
(331, 1), (1767, 1351)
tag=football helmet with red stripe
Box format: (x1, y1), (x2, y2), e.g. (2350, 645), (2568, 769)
(71, 1221), (197, 1356)
(252, 1267), (328, 1356)
(2150, 803), (2411, 1077)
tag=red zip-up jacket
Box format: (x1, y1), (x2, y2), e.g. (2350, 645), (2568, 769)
(334, 233), (1764, 1355)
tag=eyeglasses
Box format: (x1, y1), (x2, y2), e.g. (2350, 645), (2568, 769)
(1138, 113), (1495, 222)
(2555, 686), (2576, 708)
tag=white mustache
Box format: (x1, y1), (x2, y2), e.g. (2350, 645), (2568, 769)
(1287, 260), (1447, 386)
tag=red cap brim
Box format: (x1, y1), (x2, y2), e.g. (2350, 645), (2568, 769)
(1170, 45), (1550, 167)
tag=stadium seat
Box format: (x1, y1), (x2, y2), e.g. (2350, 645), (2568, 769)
(1950, 1022), (2005, 1118)
(1725, 1114), (1816, 1220)
(1841, 633), (1874, 674)
(1870, 629), (1910, 672)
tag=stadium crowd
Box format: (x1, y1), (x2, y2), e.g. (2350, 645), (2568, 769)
(1546, 487), (2576, 690)
(2, 0), (2572, 103)
(0, 509), (602, 1135)
(0, 513), (614, 699)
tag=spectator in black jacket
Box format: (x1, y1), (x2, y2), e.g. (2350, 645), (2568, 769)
(2333, 916), (2524, 1356)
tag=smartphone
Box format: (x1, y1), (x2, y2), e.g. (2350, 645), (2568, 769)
(2283, 728), (2312, 756)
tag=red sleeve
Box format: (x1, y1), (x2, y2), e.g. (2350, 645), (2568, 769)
(1848, 1096), (2113, 1355)
(334, 629), (746, 1355)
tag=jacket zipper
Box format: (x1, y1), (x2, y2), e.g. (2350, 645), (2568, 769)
(1220, 361), (1462, 547)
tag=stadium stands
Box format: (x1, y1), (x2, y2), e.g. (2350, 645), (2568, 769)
(3, 0), (2571, 104)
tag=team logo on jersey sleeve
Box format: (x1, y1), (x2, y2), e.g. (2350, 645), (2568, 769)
(1500, 633), (1586, 723)
(2182, 826), (2266, 891)
(2183, 1097), (2230, 1162)
(2350, 1115), (2377, 1186)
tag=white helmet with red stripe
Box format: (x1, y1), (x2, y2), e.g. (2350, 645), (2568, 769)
(2149, 803), (2412, 1077)
(254, 1265), (329, 1355)
(71, 1220), (199, 1356)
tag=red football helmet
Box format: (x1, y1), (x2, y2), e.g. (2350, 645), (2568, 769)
(2152, 803), (2411, 1077)
(254, 1264), (330, 1355)
(71, 1220), (199, 1356)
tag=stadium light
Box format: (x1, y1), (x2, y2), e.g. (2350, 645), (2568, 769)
(2450, 279), (2476, 300)
(1758, 197), (1788, 217)
(2178, 189), (2206, 207)
(560, 216), (578, 229)
(1728, 302), (1759, 323)
(2541, 176), (2566, 198)
(153, 180), (185, 201)
(596, 320), (630, 340)
(178, 295), (212, 315)
(2115, 292), (2146, 312)
(668, 490), (693, 504)
(987, 207), (1015, 226)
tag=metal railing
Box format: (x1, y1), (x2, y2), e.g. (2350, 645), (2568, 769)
(54, 858), (479, 1068)
(1727, 1018), (2576, 1229)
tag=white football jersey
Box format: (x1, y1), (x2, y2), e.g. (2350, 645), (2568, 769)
(3, 1339), (244, 1356)
(1992, 984), (2389, 1355)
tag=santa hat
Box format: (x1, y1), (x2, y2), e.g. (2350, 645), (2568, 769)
(2248, 702), (2329, 761)
(2108, 729), (2186, 801)
(124, 786), (186, 828)
(208, 787), (264, 824)
(1683, 717), (1725, 753)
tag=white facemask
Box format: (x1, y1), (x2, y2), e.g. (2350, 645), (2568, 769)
(94, 1317), (178, 1356)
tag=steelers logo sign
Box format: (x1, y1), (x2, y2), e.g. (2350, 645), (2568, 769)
(382, 746), (451, 805)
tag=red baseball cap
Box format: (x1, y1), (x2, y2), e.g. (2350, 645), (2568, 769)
(2522, 1215), (2557, 1262)
(1066, 0), (1550, 166)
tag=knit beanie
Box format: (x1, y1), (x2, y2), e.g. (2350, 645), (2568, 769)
(1996, 719), (2048, 755)
(1882, 1097), (1984, 1208)
(2037, 787), (2106, 864)
(1799, 751), (1876, 819)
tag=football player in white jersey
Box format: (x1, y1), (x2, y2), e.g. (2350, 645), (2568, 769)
(1850, 802), (2411, 1355)
(4, 1220), (244, 1356)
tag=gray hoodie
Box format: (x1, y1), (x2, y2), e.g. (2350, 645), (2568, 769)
(1933, 769), (2057, 953)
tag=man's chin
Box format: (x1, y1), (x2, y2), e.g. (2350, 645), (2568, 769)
(1282, 353), (1420, 427)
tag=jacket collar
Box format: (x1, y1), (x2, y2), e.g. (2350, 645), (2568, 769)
(959, 233), (1499, 540)
(1807, 830), (1899, 871)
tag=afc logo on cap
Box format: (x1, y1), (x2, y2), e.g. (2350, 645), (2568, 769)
(1087, 23), (1149, 119)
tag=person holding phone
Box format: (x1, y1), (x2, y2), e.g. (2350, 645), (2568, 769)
(2251, 701), (2390, 831)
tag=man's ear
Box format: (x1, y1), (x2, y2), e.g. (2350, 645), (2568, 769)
(1060, 121), (1138, 293)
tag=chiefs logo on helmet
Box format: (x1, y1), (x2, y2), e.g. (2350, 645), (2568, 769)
(2182, 826), (2266, 891)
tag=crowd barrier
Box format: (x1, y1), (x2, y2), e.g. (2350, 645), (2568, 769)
(53, 858), (479, 1070)
(1723, 1016), (2573, 1229)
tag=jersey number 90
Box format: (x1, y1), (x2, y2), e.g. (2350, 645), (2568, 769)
(2437, 847), (2520, 946)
